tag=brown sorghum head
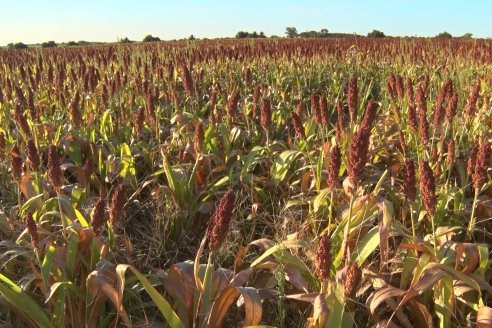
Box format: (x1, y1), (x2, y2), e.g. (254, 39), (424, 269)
(405, 78), (414, 102)
(181, 65), (194, 97)
(208, 191), (236, 251)
(419, 161), (437, 216)
(344, 263), (362, 300)
(348, 75), (358, 122)
(15, 110), (31, 138)
(361, 100), (378, 130)
(109, 184), (127, 228)
(71, 91), (82, 127)
(261, 98), (272, 131)
(447, 140), (456, 167)
(466, 82), (480, 117)
(387, 74), (397, 101)
(398, 130), (407, 153)
(290, 111), (306, 140)
(336, 100), (346, 143)
(408, 103), (418, 133)
(445, 91), (458, 124)
(416, 86), (429, 146)
(25, 212), (39, 249)
(11, 145), (23, 182)
(145, 92), (156, 125)
(27, 139), (40, 171)
(319, 96), (329, 127)
(327, 145), (341, 190)
(47, 145), (63, 189)
(395, 75), (404, 101)
(315, 234), (332, 280)
(403, 158), (416, 203)
(134, 107), (145, 137)
(473, 140), (491, 191)
(433, 81), (448, 132)
(227, 90), (240, 119)
(91, 198), (106, 235)
(194, 122), (205, 155)
(311, 94), (321, 125)
(348, 127), (371, 189)
(84, 158), (95, 181)
(296, 100), (305, 118)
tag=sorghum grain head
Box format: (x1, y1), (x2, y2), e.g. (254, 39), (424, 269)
(208, 191), (236, 251)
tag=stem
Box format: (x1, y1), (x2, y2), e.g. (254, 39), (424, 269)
(343, 194), (355, 265)
(56, 191), (68, 238)
(328, 192), (334, 235)
(409, 202), (416, 239)
(467, 189), (479, 241)
(430, 212), (438, 255)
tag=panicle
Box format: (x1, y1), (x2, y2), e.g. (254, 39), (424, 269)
(11, 145), (23, 182)
(208, 191), (236, 251)
(473, 140), (491, 191)
(194, 122), (205, 155)
(327, 145), (341, 190)
(403, 158), (416, 203)
(91, 198), (106, 235)
(109, 184), (127, 228)
(348, 75), (358, 122)
(290, 111), (306, 140)
(47, 145), (63, 189)
(315, 234), (332, 280)
(344, 263), (362, 300)
(26, 139), (40, 171)
(260, 98), (272, 131)
(25, 212), (39, 249)
(419, 161), (437, 216)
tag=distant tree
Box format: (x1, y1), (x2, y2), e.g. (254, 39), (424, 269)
(270, 35), (280, 39)
(41, 41), (57, 48)
(320, 28), (329, 37)
(300, 30), (320, 38)
(235, 31), (266, 39)
(235, 31), (248, 38)
(189, 34), (195, 40)
(7, 42), (28, 49)
(118, 37), (133, 43)
(66, 41), (78, 46)
(78, 41), (90, 46)
(285, 27), (298, 38)
(461, 33), (473, 39)
(142, 35), (160, 42)
(436, 31), (452, 39)
(367, 30), (385, 38)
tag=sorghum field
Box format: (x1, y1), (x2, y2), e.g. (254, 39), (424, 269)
(2, 38), (492, 328)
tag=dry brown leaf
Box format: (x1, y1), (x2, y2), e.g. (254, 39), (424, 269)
(478, 306), (492, 328)
(455, 243), (480, 273)
(312, 293), (328, 328)
(367, 285), (406, 316)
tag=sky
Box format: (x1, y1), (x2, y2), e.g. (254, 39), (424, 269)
(1, 0), (491, 45)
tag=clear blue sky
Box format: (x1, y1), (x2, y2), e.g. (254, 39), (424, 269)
(1, 0), (491, 44)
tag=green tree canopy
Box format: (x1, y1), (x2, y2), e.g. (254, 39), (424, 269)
(7, 42), (28, 49)
(142, 35), (160, 42)
(235, 31), (266, 39)
(41, 41), (57, 48)
(118, 37), (133, 43)
(285, 27), (298, 38)
(367, 30), (385, 38)
(436, 31), (452, 39)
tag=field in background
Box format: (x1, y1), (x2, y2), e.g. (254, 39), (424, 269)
(1, 38), (492, 327)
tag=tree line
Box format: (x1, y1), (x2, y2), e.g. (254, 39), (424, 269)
(3, 29), (477, 49)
